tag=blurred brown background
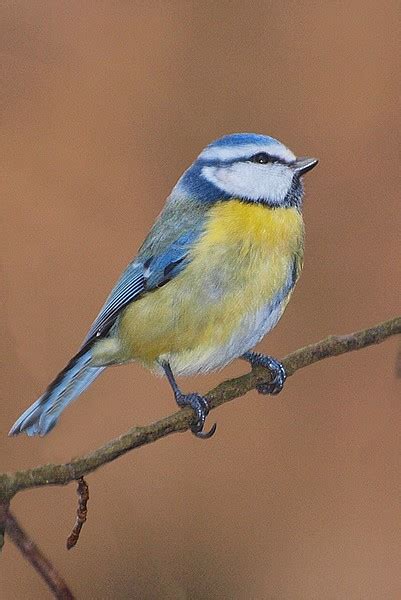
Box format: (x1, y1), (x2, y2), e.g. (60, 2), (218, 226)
(1, 1), (400, 598)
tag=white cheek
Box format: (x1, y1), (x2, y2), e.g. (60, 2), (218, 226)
(202, 163), (293, 204)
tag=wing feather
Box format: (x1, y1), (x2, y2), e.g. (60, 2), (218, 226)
(80, 228), (202, 347)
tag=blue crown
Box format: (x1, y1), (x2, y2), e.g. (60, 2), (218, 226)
(206, 132), (279, 149)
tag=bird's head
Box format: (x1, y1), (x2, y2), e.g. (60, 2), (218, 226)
(175, 133), (318, 208)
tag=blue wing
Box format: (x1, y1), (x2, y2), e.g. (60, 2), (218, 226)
(81, 229), (201, 347)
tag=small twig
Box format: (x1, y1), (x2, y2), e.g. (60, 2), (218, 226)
(66, 477), (89, 550)
(0, 501), (8, 554)
(395, 346), (401, 378)
(1, 503), (75, 599)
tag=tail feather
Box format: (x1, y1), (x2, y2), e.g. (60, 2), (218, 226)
(9, 349), (104, 437)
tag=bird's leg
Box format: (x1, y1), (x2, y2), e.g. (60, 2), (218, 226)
(241, 351), (287, 395)
(162, 362), (217, 439)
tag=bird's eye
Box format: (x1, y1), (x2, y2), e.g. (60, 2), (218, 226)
(249, 152), (272, 164)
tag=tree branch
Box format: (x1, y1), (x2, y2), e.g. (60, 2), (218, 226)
(1, 316), (400, 504)
(0, 503), (75, 599)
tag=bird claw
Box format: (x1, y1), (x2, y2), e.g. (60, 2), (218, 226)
(243, 352), (287, 395)
(176, 392), (217, 439)
(194, 422), (217, 439)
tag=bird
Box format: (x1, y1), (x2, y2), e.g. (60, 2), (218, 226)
(9, 133), (318, 439)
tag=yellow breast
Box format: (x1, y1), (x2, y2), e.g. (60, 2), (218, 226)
(194, 200), (303, 257)
(119, 200), (304, 371)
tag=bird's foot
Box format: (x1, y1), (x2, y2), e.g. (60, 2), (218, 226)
(175, 392), (217, 439)
(242, 351), (287, 395)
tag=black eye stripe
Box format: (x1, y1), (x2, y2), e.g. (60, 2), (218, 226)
(250, 152), (271, 164)
(248, 152), (285, 165)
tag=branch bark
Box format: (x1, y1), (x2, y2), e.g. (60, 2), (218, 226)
(0, 504), (75, 599)
(1, 316), (400, 505)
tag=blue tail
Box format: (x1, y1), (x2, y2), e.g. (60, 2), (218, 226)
(9, 349), (105, 437)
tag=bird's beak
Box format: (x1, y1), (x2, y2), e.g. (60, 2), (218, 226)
(293, 157), (318, 175)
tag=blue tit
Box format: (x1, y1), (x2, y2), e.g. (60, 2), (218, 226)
(10, 133), (318, 439)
